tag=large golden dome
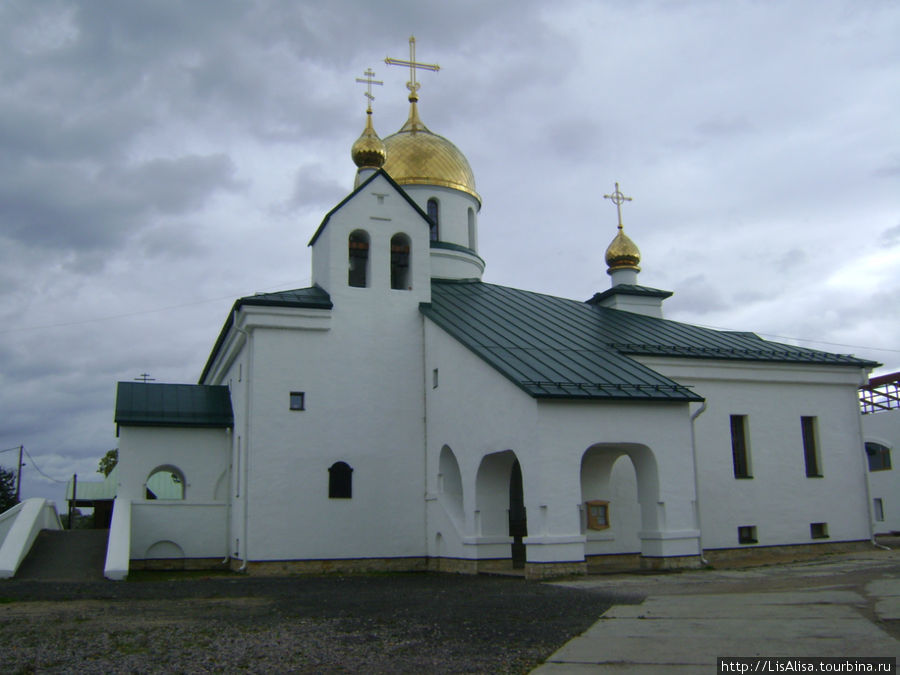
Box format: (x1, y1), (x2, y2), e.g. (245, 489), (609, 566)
(605, 226), (641, 272)
(382, 98), (480, 204)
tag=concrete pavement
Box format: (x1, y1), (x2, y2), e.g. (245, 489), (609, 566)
(534, 547), (899, 673)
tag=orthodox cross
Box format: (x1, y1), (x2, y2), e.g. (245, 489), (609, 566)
(355, 68), (383, 112)
(603, 182), (632, 229)
(385, 35), (440, 96)
(134, 373), (155, 383)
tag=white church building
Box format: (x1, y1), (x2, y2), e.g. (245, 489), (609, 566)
(107, 46), (880, 580)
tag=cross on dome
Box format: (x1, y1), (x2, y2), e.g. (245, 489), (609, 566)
(603, 182), (632, 229)
(355, 68), (383, 112)
(385, 36), (440, 101)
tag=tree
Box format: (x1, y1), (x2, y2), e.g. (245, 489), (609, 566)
(97, 449), (118, 477)
(0, 466), (18, 513)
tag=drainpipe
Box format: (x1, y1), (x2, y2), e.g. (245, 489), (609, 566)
(240, 324), (253, 571)
(690, 401), (709, 565)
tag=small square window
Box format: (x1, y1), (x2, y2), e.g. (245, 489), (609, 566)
(586, 500), (610, 530)
(810, 522), (829, 539)
(738, 525), (757, 544)
(289, 391), (305, 411)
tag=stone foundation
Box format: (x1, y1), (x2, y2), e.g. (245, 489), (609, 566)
(585, 552), (641, 573)
(233, 556), (428, 576)
(703, 539), (871, 568)
(524, 561), (587, 580)
(639, 554), (703, 571)
(130, 557), (228, 572)
(427, 557), (478, 574)
(132, 540), (875, 578)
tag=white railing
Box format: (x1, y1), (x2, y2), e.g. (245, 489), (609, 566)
(0, 499), (62, 578)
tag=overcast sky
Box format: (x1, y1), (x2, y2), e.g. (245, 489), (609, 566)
(1, 1), (898, 504)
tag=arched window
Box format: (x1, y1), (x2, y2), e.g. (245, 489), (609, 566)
(865, 442), (892, 471)
(145, 466), (185, 500)
(348, 230), (370, 288)
(467, 208), (477, 250)
(390, 233), (411, 290)
(328, 461), (353, 499)
(427, 198), (439, 241)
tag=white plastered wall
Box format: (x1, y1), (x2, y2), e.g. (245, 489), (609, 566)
(222, 180), (433, 562)
(424, 317), (700, 564)
(638, 358), (872, 550)
(424, 317), (540, 562)
(861, 407), (900, 534)
(117, 425), (230, 559)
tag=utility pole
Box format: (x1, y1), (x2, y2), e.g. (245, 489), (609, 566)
(15, 445), (23, 502)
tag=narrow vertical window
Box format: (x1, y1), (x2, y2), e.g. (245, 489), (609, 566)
(873, 498), (884, 522)
(390, 233), (411, 290)
(432, 368), (439, 389)
(467, 207), (476, 249)
(427, 198), (439, 241)
(348, 230), (370, 288)
(328, 461), (353, 499)
(801, 416), (821, 477)
(730, 415), (751, 478)
(289, 391), (305, 411)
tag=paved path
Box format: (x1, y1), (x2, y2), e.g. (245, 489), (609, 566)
(534, 549), (899, 673)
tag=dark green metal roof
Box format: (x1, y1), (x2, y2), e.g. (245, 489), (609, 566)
(199, 285), (332, 382)
(115, 382), (234, 428)
(422, 281), (701, 401)
(421, 280), (876, 402)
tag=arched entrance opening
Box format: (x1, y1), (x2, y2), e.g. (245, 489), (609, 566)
(580, 443), (659, 568)
(475, 450), (527, 569)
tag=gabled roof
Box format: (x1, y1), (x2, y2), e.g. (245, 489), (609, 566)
(307, 169), (433, 247)
(115, 382), (233, 428)
(199, 285), (332, 383)
(421, 280), (876, 402)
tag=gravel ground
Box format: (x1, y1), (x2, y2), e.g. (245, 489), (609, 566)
(0, 572), (636, 674)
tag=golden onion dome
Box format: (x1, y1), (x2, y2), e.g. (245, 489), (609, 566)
(351, 110), (387, 169)
(605, 225), (641, 272)
(382, 96), (480, 204)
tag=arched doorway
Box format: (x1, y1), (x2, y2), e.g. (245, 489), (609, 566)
(475, 450), (527, 568)
(580, 444), (660, 566)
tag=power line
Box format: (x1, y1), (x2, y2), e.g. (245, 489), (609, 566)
(22, 448), (67, 484)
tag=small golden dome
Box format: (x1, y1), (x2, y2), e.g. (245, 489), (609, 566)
(382, 97), (480, 204)
(605, 225), (641, 272)
(351, 110), (386, 169)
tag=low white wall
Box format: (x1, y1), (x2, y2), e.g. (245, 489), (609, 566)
(0, 499), (62, 578)
(130, 502), (227, 560)
(104, 498), (131, 580)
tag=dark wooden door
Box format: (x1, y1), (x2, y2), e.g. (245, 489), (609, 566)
(508, 459), (527, 569)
